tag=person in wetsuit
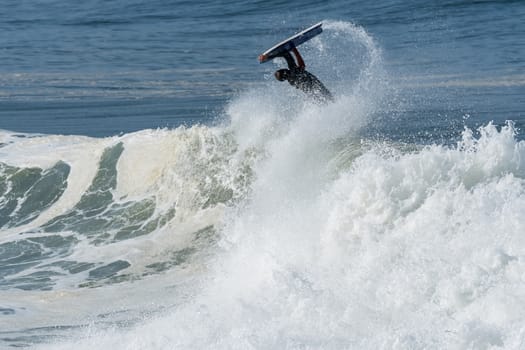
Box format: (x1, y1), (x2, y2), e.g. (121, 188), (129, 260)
(274, 47), (333, 103)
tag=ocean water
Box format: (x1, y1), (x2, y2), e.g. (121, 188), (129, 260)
(1, 0), (525, 349)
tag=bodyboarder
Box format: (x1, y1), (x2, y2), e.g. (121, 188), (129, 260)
(273, 47), (333, 103)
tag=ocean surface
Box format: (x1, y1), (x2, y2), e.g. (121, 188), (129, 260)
(1, 0), (525, 348)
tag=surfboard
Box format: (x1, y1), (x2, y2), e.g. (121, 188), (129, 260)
(258, 22), (323, 63)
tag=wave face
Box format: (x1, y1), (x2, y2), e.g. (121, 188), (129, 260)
(0, 127), (253, 290)
(1, 21), (525, 350)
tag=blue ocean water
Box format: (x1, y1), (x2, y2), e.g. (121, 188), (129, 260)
(1, 0), (523, 138)
(1, 1), (525, 349)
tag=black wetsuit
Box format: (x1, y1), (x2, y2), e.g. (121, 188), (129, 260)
(282, 51), (333, 103)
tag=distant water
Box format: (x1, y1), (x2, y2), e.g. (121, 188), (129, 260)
(1, 1), (525, 349)
(1, 0), (523, 138)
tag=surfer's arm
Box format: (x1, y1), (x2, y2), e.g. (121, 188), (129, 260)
(292, 47), (305, 69)
(282, 51), (298, 69)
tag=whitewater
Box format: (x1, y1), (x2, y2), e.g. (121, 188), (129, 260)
(1, 21), (525, 349)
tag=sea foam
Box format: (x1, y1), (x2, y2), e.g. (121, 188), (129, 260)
(31, 20), (525, 350)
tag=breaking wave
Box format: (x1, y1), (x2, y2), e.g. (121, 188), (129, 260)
(1, 20), (525, 350)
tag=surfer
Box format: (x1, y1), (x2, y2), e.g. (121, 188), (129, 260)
(274, 47), (333, 103)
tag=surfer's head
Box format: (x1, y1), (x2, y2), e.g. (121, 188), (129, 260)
(275, 69), (290, 82)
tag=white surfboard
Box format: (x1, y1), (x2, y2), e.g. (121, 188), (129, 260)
(258, 22), (323, 63)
